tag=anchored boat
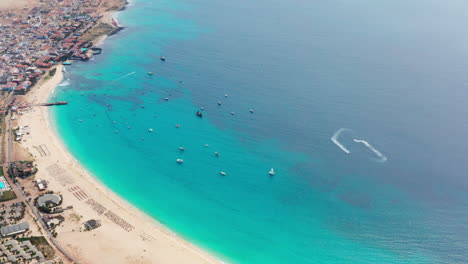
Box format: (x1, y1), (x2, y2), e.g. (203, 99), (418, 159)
(269, 168), (275, 176)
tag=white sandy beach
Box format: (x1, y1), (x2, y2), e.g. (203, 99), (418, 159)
(16, 66), (223, 263)
(0, 0), (32, 10)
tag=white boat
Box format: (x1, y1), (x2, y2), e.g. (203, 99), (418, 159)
(179, 147), (185, 151)
(214, 152), (219, 157)
(148, 128), (154, 132)
(268, 168), (275, 176)
(219, 171), (227, 176)
(176, 159), (184, 164)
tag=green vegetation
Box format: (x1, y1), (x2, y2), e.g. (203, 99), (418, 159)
(84, 22), (116, 41)
(0, 167), (3, 176)
(17, 237), (55, 259)
(0, 191), (16, 202)
(38, 206), (51, 214)
(48, 68), (56, 77)
(103, 0), (126, 12)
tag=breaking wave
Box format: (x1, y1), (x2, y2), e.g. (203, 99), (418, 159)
(58, 79), (71, 87)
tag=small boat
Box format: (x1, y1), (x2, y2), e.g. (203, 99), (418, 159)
(249, 109), (254, 113)
(147, 72), (153, 75)
(179, 147), (185, 151)
(160, 57), (166, 61)
(176, 159), (184, 164)
(148, 128), (154, 132)
(217, 102), (222, 106)
(200, 107), (205, 110)
(79, 119), (82, 122)
(175, 124), (181, 128)
(196, 111), (203, 118)
(164, 98), (169, 101)
(204, 144), (209, 147)
(230, 112), (235, 115)
(214, 152), (219, 157)
(224, 94), (228, 98)
(269, 168), (275, 176)
(219, 171), (227, 176)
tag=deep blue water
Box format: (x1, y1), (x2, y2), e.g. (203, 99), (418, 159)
(51, 0), (468, 263)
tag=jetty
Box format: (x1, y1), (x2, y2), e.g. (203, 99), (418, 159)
(39, 101), (68, 106)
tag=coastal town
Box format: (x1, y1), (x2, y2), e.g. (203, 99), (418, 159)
(0, 0), (224, 263)
(0, 0), (122, 95)
(0, 0), (160, 263)
(0, 0), (234, 258)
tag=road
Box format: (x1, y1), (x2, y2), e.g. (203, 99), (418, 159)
(3, 103), (78, 263)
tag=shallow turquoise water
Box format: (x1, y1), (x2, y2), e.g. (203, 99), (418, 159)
(50, 0), (468, 263)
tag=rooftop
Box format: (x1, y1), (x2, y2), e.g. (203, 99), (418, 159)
(0, 222), (29, 237)
(37, 193), (61, 207)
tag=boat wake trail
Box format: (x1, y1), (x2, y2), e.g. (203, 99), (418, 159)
(331, 128), (352, 154)
(58, 79), (71, 87)
(353, 139), (388, 162)
(114, 71), (136, 81)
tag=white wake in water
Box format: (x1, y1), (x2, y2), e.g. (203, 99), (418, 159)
(58, 79), (71, 87)
(114, 71), (136, 81)
(353, 139), (388, 162)
(331, 128), (351, 154)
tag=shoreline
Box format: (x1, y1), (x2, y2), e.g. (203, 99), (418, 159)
(18, 65), (224, 263)
(12, 1), (226, 262)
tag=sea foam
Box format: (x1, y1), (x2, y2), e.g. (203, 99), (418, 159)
(58, 79), (71, 87)
(353, 139), (388, 162)
(331, 128), (352, 154)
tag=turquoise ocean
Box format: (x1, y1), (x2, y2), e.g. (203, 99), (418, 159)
(51, 0), (468, 263)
